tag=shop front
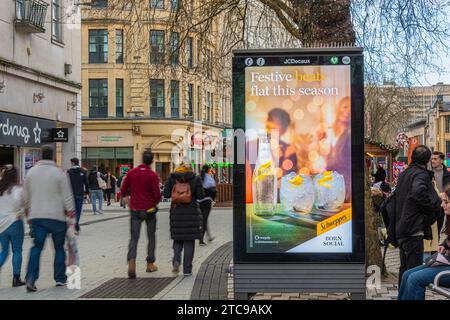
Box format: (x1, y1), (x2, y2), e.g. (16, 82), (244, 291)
(81, 147), (134, 177)
(0, 111), (55, 181)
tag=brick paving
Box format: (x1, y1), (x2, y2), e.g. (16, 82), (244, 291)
(0, 202), (232, 300)
(226, 245), (449, 300)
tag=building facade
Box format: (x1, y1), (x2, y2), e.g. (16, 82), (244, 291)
(0, 0), (81, 180)
(399, 83), (450, 125)
(80, 0), (232, 183)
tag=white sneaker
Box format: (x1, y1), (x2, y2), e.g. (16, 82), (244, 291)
(55, 281), (67, 287)
(97, 210), (104, 215)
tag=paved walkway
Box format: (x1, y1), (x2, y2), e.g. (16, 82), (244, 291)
(0, 202), (232, 300)
(225, 246), (448, 300)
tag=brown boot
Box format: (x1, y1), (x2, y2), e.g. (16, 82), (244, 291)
(146, 262), (158, 272)
(128, 259), (136, 279)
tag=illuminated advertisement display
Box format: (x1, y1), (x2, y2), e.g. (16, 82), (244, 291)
(233, 49), (365, 263)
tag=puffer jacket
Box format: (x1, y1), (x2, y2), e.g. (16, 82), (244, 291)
(163, 168), (205, 240)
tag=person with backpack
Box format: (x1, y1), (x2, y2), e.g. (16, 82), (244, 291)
(0, 165), (26, 287)
(67, 158), (89, 234)
(395, 145), (441, 287)
(163, 160), (204, 276)
(88, 166), (105, 215)
(398, 184), (450, 300)
(121, 151), (161, 279)
(198, 164), (217, 246)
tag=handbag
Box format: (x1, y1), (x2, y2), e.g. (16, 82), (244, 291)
(97, 175), (107, 190)
(425, 252), (450, 267)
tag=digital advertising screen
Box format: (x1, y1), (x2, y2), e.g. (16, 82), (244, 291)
(233, 49), (365, 263)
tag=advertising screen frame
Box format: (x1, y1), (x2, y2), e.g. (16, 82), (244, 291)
(232, 48), (365, 264)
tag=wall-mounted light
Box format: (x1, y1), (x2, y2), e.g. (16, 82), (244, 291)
(33, 92), (45, 103)
(64, 63), (73, 75)
(67, 101), (77, 110)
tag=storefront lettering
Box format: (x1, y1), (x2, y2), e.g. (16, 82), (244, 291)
(0, 118), (31, 144)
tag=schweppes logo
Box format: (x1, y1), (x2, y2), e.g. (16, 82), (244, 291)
(317, 208), (352, 236)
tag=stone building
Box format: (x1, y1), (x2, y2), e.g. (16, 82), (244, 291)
(0, 0), (81, 179)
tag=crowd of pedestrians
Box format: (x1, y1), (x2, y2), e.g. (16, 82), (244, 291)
(0, 146), (217, 292)
(374, 145), (450, 300)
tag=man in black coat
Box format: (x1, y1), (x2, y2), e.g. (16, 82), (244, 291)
(163, 163), (204, 276)
(68, 158), (89, 233)
(395, 145), (441, 287)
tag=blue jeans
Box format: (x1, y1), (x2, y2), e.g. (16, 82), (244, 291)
(0, 220), (24, 276)
(90, 189), (103, 213)
(398, 264), (450, 300)
(26, 219), (67, 284)
(74, 195), (84, 231)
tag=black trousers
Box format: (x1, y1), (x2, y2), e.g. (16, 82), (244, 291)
(105, 189), (114, 203)
(127, 211), (157, 263)
(199, 200), (212, 242)
(173, 240), (195, 274)
(398, 236), (424, 287)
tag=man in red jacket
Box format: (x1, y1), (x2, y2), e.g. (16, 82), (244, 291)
(121, 150), (161, 279)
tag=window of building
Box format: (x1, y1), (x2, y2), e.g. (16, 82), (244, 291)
(150, 30), (165, 65)
(197, 85), (201, 121)
(52, 0), (62, 43)
(446, 116), (450, 133)
(205, 49), (212, 79)
(89, 79), (108, 118)
(446, 141), (450, 158)
(197, 39), (201, 67)
(187, 84), (193, 118)
(150, 80), (165, 118)
(150, 0), (164, 9)
(91, 0), (108, 8)
(170, 0), (178, 11)
(206, 92), (212, 122)
(89, 29), (108, 63)
(170, 32), (179, 65)
(115, 30), (123, 64)
(116, 79), (124, 118)
(186, 37), (193, 69)
(170, 80), (179, 118)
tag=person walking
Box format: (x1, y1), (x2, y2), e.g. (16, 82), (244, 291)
(23, 146), (75, 292)
(105, 171), (117, 206)
(398, 184), (450, 300)
(430, 151), (450, 233)
(117, 173), (127, 208)
(67, 158), (89, 234)
(121, 151), (161, 279)
(88, 166), (105, 215)
(395, 145), (441, 287)
(163, 160), (204, 276)
(198, 164), (217, 246)
(0, 165), (26, 287)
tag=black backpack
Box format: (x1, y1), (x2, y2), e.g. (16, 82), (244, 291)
(380, 190), (398, 247)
